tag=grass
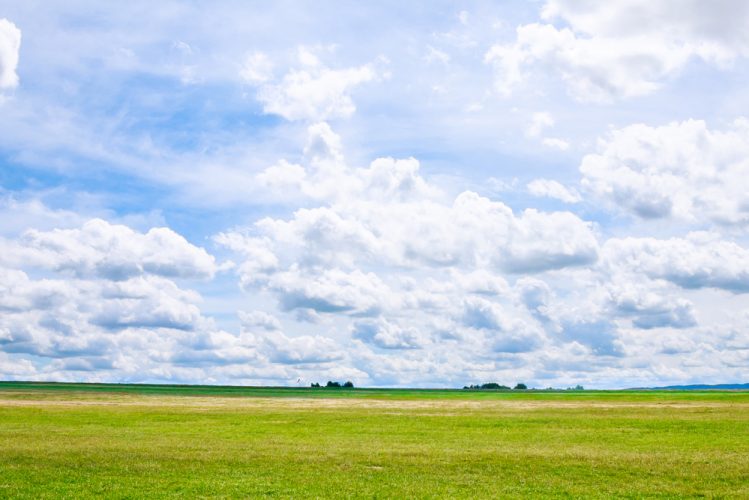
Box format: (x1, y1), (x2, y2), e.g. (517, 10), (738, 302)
(1, 382), (748, 498)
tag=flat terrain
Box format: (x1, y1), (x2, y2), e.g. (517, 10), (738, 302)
(1, 383), (748, 498)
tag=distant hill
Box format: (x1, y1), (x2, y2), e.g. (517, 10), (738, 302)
(634, 383), (749, 390)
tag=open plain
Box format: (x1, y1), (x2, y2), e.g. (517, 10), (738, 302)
(1, 382), (748, 498)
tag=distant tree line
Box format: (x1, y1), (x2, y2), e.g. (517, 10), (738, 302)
(463, 382), (528, 390)
(310, 380), (354, 388)
(463, 383), (585, 391)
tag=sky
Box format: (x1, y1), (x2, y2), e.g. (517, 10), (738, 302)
(1, 1), (749, 388)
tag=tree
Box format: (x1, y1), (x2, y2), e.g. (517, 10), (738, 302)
(481, 382), (510, 390)
(513, 383), (528, 390)
(463, 383), (510, 390)
(310, 382), (320, 388)
(326, 381), (341, 388)
(343, 381), (354, 388)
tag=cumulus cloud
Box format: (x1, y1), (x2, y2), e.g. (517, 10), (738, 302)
(527, 179), (581, 203)
(0, 352), (36, 377)
(213, 123), (609, 382)
(558, 318), (623, 356)
(0, 218), (227, 383)
(461, 297), (508, 330)
(485, 1), (749, 101)
(224, 126), (599, 320)
(91, 277), (203, 331)
(249, 123), (599, 276)
(6, 5), (749, 390)
(5, 219), (217, 280)
(606, 281), (696, 330)
(0, 19), (21, 90)
(515, 277), (552, 321)
(262, 331), (344, 364)
(352, 318), (425, 349)
(239, 310), (282, 332)
(244, 47), (384, 121)
(580, 119), (749, 225)
(270, 267), (390, 317)
(0, 267), (208, 362)
(5, 127), (735, 388)
(460, 298), (543, 353)
(603, 233), (749, 293)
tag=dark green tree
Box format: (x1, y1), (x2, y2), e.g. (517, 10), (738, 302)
(481, 383), (510, 390)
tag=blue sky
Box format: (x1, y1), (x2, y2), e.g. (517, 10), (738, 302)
(1, 1), (749, 388)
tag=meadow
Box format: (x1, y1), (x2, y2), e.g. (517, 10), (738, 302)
(1, 382), (748, 498)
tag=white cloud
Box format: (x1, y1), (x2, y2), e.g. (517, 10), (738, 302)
(91, 276), (203, 331)
(460, 297), (543, 353)
(211, 233), (278, 288)
(580, 119), (749, 224)
(605, 280), (696, 330)
(542, 0), (749, 57)
(5, 218), (217, 280)
(216, 123), (605, 383)
(0, 267), (209, 361)
(297, 46), (321, 67)
(0, 352), (36, 377)
(242, 170), (598, 276)
(240, 51), (274, 83)
(2, 4), (749, 390)
(541, 137), (569, 150)
(526, 111), (554, 137)
(247, 48), (383, 121)
(255, 159), (306, 191)
(452, 269), (510, 297)
(239, 310), (282, 332)
(524, 112), (569, 150)
(0, 195), (87, 237)
(0, 217), (325, 384)
(527, 178), (581, 203)
(352, 318), (425, 349)
(603, 233), (749, 293)
(485, 1), (749, 101)
(0, 18), (21, 90)
(0, 216), (242, 382)
(460, 297), (508, 331)
(262, 330), (343, 364)
(270, 267), (391, 317)
(224, 126), (599, 291)
(515, 277), (552, 320)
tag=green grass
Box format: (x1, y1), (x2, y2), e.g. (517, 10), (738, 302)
(1, 383), (748, 498)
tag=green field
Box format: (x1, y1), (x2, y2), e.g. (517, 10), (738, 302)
(1, 383), (748, 498)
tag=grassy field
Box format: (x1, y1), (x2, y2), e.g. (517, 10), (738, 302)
(1, 383), (748, 498)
